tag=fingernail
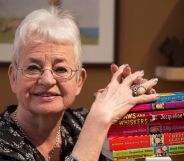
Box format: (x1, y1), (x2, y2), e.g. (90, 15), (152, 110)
(152, 78), (158, 83)
(156, 93), (160, 97)
(123, 64), (129, 67)
(150, 89), (156, 94)
(110, 64), (117, 73)
(111, 63), (116, 68)
(139, 70), (144, 75)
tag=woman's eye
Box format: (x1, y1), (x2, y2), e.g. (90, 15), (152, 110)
(26, 65), (41, 73)
(54, 67), (68, 73)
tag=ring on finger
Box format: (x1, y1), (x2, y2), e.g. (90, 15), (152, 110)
(131, 84), (147, 96)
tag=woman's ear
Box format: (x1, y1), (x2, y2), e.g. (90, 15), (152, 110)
(8, 64), (17, 93)
(75, 68), (87, 96)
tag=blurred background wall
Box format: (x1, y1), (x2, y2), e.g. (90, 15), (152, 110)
(2, 0), (184, 109)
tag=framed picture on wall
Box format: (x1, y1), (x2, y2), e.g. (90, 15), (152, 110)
(0, 0), (115, 64)
(62, 0), (115, 64)
(0, 0), (49, 63)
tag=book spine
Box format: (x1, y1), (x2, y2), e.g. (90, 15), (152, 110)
(154, 92), (184, 103)
(108, 120), (184, 137)
(113, 144), (184, 160)
(108, 132), (184, 151)
(130, 100), (184, 112)
(113, 147), (156, 160)
(117, 109), (184, 126)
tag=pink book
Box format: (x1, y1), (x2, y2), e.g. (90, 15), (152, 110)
(108, 119), (184, 138)
(130, 100), (184, 112)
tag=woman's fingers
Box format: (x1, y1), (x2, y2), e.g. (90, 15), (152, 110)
(141, 78), (158, 92)
(122, 70), (145, 86)
(95, 64), (131, 98)
(130, 77), (159, 106)
(148, 88), (157, 94)
(110, 64), (132, 84)
(134, 93), (159, 105)
(134, 78), (147, 85)
(132, 77), (158, 95)
(110, 64), (119, 74)
(93, 66), (159, 125)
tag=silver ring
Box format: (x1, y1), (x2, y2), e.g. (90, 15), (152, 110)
(131, 84), (147, 96)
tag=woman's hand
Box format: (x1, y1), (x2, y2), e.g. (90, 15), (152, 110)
(91, 64), (159, 126)
(72, 64), (159, 161)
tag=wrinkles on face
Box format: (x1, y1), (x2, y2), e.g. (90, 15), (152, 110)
(14, 42), (80, 114)
(20, 42), (75, 68)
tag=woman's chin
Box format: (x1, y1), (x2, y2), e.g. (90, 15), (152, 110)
(29, 103), (66, 115)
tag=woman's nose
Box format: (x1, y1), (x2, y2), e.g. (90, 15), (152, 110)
(38, 69), (56, 86)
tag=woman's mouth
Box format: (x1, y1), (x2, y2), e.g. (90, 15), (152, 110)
(33, 92), (61, 101)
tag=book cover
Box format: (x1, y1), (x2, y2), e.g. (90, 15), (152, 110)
(112, 144), (184, 160)
(130, 100), (184, 112)
(113, 147), (155, 160)
(108, 132), (184, 151)
(117, 108), (184, 126)
(150, 92), (184, 103)
(108, 120), (184, 138)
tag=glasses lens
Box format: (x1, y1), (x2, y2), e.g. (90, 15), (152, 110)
(24, 70), (40, 78)
(23, 65), (42, 78)
(19, 65), (75, 80)
(53, 66), (71, 79)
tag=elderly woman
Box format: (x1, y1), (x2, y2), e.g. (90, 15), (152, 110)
(0, 7), (158, 161)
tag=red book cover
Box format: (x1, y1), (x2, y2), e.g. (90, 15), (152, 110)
(108, 120), (184, 137)
(117, 108), (184, 126)
(108, 132), (184, 151)
(130, 100), (184, 112)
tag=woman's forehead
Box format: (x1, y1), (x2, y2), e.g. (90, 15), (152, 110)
(19, 42), (75, 63)
(22, 42), (74, 54)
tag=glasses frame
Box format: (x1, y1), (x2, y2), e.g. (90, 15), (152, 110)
(15, 65), (79, 81)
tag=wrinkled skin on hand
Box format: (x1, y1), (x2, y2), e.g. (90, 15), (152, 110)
(91, 64), (158, 125)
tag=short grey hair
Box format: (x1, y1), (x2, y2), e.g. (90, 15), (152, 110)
(12, 6), (82, 71)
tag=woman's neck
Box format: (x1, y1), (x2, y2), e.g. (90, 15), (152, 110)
(12, 107), (63, 161)
(36, 126), (62, 161)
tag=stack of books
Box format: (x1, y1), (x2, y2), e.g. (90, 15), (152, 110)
(107, 92), (184, 160)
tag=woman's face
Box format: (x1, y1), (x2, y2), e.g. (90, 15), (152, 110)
(9, 42), (86, 115)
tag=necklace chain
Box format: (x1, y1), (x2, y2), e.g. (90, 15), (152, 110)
(13, 110), (61, 161)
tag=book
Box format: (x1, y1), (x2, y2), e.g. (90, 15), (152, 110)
(108, 120), (184, 137)
(117, 108), (184, 126)
(112, 144), (184, 160)
(108, 132), (184, 151)
(149, 92), (184, 103)
(130, 100), (184, 112)
(109, 92), (184, 160)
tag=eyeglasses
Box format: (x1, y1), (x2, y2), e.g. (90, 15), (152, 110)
(16, 65), (79, 81)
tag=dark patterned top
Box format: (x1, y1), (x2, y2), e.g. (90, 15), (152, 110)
(0, 105), (111, 161)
